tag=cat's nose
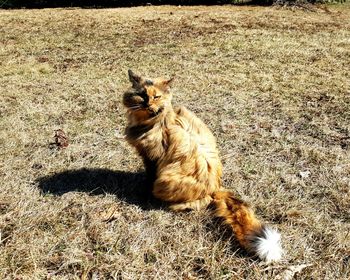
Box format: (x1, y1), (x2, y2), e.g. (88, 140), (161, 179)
(147, 105), (157, 113)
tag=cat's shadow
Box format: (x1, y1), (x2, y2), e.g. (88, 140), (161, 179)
(37, 168), (252, 259)
(37, 168), (163, 210)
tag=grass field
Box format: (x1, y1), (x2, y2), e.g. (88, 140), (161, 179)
(1, 4), (350, 279)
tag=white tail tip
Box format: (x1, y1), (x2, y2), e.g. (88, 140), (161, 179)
(251, 226), (283, 262)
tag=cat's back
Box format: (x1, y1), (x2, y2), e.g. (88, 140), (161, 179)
(169, 106), (221, 180)
(174, 106), (213, 135)
(172, 106), (218, 150)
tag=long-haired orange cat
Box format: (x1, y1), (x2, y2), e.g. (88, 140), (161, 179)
(123, 70), (282, 262)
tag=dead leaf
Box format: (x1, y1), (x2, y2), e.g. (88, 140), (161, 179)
(221, 120), (236, 133)
(50, 129), (69, 149)
(277, 264), (312, 280)
(298, 171), (311, 179)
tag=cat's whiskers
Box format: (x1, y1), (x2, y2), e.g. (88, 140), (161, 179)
(128, 105), (142, 111)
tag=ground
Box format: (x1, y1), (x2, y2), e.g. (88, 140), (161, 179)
(0, 4), (349, 280)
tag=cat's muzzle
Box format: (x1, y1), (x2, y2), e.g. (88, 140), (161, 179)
(147, 106), (164, 117)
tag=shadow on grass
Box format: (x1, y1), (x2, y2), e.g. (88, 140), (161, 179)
(37, 168), (163, 210)
(37, 168), (253, 259)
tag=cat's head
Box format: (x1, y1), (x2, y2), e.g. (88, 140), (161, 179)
(123, 70), (174, 118)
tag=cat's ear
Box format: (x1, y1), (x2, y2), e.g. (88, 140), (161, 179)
(162, 77), (174, 88)
(128, 69), (142, 87)
(157, 77), (174, 92)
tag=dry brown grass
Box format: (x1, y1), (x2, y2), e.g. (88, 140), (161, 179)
(0, 4), (350, 279)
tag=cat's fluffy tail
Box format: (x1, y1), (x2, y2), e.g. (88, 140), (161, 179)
(211, 190), (283, 262)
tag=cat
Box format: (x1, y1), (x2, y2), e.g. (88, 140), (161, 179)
(122, 70), (283, 262)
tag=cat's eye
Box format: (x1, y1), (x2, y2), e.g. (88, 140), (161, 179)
(138, 91), (148, 101)
(154, 95), (161, 100)
(138, 90), (147, 98)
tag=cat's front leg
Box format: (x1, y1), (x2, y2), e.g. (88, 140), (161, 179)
(142, 157), (157, 190)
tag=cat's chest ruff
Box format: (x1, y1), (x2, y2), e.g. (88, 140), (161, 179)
(139, 125), (163, 145)
(127, 123), (161, 142)
(127, 122), (167, 160)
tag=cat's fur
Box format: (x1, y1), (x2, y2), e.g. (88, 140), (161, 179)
(122, 70), (282, 262)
